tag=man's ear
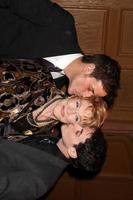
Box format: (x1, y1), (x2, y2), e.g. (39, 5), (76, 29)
(68, 147), (77, 159)
(84, 63), (95, 74)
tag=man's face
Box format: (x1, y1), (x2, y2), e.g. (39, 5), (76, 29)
(61, 123), (93, 149)
(68, 74), (107, 98)
(54, 96), (91, 125)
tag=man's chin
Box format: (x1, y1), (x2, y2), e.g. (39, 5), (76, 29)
(68, 87), (77, 96)
(67, 87), (72, 95)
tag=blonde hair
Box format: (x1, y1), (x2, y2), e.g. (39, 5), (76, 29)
(70, 96), (108, 128)
(82, 96), (107, 128)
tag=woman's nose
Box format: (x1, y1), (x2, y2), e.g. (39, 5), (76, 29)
(67, 107), (76, 114)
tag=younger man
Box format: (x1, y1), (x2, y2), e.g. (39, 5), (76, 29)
(0, 124), (106, 200)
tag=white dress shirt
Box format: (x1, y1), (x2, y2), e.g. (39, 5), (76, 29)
(44, 53), (83, 79)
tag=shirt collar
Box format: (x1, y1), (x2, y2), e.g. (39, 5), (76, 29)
(44, 53), (83, 70)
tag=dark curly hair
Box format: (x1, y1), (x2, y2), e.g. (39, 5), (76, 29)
(82, 54), (121, 108)
(71, 128), (107, 173)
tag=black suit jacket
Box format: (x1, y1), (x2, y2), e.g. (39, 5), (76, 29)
(0, 137), (68, 200)
(0, 0), (82, 58)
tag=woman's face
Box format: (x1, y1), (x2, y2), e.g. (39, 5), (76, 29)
(54, 96), (89, 124)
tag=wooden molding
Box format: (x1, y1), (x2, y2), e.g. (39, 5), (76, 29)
(102, 120), (133, 135)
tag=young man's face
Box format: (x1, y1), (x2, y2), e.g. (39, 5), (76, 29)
(68, 74), (107, 98)
(54, 96), (91, 124)
(61, 123), (92, 149)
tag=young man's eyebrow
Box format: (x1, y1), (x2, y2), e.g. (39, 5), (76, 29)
(90, 86), (94, 94)
(80, 128), (83, 134)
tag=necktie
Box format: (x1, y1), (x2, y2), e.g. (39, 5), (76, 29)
(38, 58), (62, 72)
(35, 58), (69, 92)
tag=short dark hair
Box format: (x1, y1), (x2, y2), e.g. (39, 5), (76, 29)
(71, 128), (107, 173)
(82, 54), (121, 108)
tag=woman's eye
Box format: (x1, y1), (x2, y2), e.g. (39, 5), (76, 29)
(76, 101), (80, 108)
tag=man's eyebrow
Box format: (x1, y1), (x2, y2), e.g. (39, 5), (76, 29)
(88, 85), (94, 94)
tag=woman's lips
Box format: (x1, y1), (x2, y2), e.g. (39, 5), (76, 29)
(61, 105), (65, 117)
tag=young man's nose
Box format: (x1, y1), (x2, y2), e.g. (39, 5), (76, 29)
(73, 123), (83, 132)
(82, 91), (94, 98)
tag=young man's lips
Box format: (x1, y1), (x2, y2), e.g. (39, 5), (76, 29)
(74, 90), (77, 94)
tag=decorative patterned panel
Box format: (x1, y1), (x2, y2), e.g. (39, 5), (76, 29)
(118, 10), (133, 56)
(68, 9), (108, 54)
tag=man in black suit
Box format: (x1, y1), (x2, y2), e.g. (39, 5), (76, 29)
(0, 0), (121, 107)
(0, 124), (106, 200)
